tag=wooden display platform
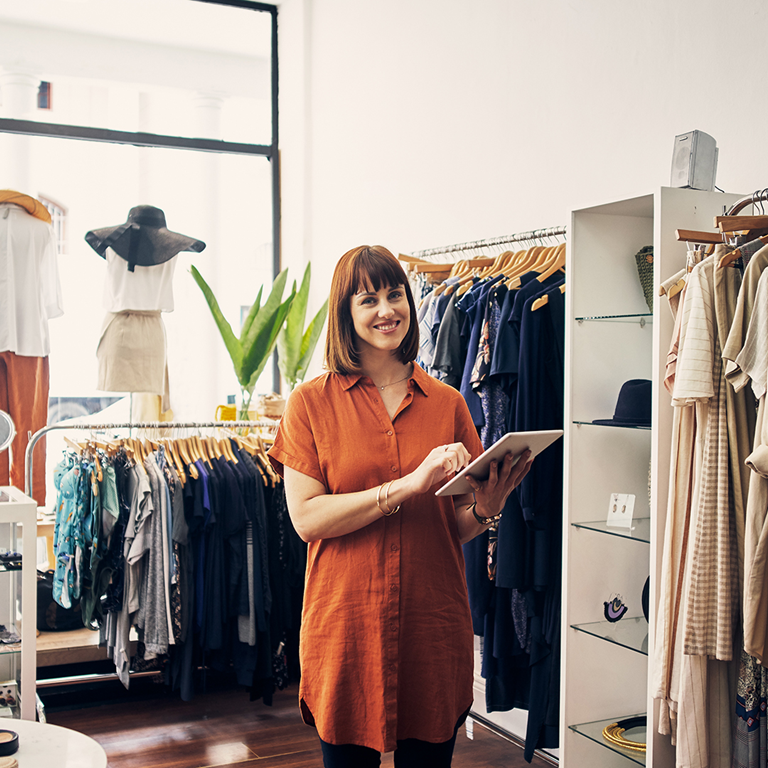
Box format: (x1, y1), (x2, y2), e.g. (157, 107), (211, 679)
(36, 627), (137, 668)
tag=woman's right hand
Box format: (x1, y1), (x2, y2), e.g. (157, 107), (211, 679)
(404, 442), (472, 496)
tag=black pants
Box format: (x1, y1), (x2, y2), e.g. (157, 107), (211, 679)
(320, 725), (460, 768)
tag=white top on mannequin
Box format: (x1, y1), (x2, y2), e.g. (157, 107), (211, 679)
(0, 202), (63, 357)
(102, 246), (176, 313)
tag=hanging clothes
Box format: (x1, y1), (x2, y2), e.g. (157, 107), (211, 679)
(655, 217), (768, 768)
(49, 435), (305, 705)
(408, 235), (566, 763)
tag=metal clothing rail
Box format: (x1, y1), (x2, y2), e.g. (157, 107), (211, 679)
(408, 226), (567, 261)
(726, 189), (768, 216)
(24, 420), (278, 499)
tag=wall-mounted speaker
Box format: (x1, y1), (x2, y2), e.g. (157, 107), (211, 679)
(670, 130), (718, 191)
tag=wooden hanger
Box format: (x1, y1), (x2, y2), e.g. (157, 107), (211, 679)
(676, 228), (722, 245)
(214, 434), (235, 464)
(530, 283), (566, 311)
(205, 436), (222, 460)
(477, 250), (510, 280)
(507, 246), (542, 278)
(244, 433), (278, 486)
(666, 276), (687, 300)
(519, 246), (543, 272)
(530, 246), (553, 273)
(161, 439), (186, 485)
(87, 442), (104, 483)
(64, 436), (85, 454)
(397, 254), (432, 269)
(536, 243), (566, 281)
(715, 214), (768, 235)
(502, 250), (529, 279)
(175, 438), (199, 480)
(195, 435), (213, 467)
(718, 233), (768, 268)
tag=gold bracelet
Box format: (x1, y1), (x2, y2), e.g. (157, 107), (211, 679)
(468, 501), (503, 526)
(376, 483), (388, 515)
(382, 480), (400, 516)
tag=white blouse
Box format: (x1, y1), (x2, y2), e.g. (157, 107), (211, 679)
(102, 247), (176, 313)
(0, 203), (63, 357)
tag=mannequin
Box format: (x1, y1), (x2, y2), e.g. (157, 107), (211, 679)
(0, 190), (63, 505)
(85, 205), (205, 421)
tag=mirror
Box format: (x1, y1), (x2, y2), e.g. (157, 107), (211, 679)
(0, 411), (15, 453)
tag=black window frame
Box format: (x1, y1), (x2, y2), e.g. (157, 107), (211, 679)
(0, 0), (282, 389)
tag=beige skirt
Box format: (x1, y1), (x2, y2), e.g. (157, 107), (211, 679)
(97, 310), (170, 410)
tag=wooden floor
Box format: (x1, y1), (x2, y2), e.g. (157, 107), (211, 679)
(43, 678), (554, 768)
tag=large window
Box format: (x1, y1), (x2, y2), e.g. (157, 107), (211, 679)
(0, 0), (279, 423)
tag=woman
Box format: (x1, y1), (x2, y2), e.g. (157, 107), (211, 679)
(268, 245), (531, 767)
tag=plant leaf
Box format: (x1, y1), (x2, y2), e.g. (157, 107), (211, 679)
(240, 269), (294, 389)
(295, 299), (329, 384)
(240, 268), (289, 353)
(190, 265), (243, 375)
(277, 264), (311, 386)
(239, 284), (264, 343)
(242, 287), (296, 393)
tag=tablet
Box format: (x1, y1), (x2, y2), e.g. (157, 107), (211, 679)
(434, 429), (563, 497)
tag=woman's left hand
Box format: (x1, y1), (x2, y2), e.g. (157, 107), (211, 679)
(464, 449), (533, 519)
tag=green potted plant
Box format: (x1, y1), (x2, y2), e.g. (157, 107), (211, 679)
(191, 262), (328, 419)
(277, 263), (329, 392)
(190, 265), (296, 420)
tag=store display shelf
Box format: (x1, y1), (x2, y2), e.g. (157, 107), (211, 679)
(0, 644), (20, 657)
(569, 714), (646, 766)
(573, 421), (651, 430)
(570, 617), (649, 655)
(572, 518), (651, 543)
(575, 313), (652, 325)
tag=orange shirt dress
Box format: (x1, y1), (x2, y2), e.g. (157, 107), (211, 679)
(268, 365), (484, 753)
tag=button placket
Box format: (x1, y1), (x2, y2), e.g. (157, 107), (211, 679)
(383, 508), (401, 737)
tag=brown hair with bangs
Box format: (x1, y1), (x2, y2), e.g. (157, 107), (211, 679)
(325, 245), (419, 375)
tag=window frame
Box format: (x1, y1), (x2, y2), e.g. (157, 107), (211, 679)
(0, 0), (282, 389)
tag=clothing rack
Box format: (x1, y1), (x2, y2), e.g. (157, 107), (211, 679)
(726, 189), (768, 216)
(24, 420), (278, 499)
(407, 226), (567, 261)
(25, 418), (280, 698)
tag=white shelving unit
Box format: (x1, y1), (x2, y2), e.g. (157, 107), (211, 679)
(560, 188), (743, 767)
(0, 486), (37, 720)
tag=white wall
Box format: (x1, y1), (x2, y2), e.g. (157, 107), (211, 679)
(278, 0), (768, 378)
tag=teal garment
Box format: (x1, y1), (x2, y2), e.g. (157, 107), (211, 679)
(52, 458), (82, 610)
(81, 463), (119, 627)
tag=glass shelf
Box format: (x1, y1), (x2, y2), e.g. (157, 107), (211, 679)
(570, 715), (646, 766)
(575, 313), (652, 326)
(571, 617), (649, 655)
(573, 421), (651, 431)
(572, 518), (651, 543)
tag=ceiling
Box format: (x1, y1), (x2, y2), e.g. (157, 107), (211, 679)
(0, 0), (272, 59)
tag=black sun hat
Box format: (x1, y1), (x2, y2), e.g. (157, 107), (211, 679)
(85, 205), (206, 272)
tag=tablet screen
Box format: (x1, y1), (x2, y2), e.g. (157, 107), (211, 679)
(434, 429), (563, 497)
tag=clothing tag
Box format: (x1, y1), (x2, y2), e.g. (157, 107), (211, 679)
(465, 717), (474, 740)
(606, 493), (635, 529)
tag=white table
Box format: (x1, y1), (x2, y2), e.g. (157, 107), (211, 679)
(3, 719), (107, 767)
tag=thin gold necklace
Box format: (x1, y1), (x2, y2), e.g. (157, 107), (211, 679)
(375, 365), (413, 390)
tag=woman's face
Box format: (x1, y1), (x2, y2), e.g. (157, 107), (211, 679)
(349, 282), (410, 358)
